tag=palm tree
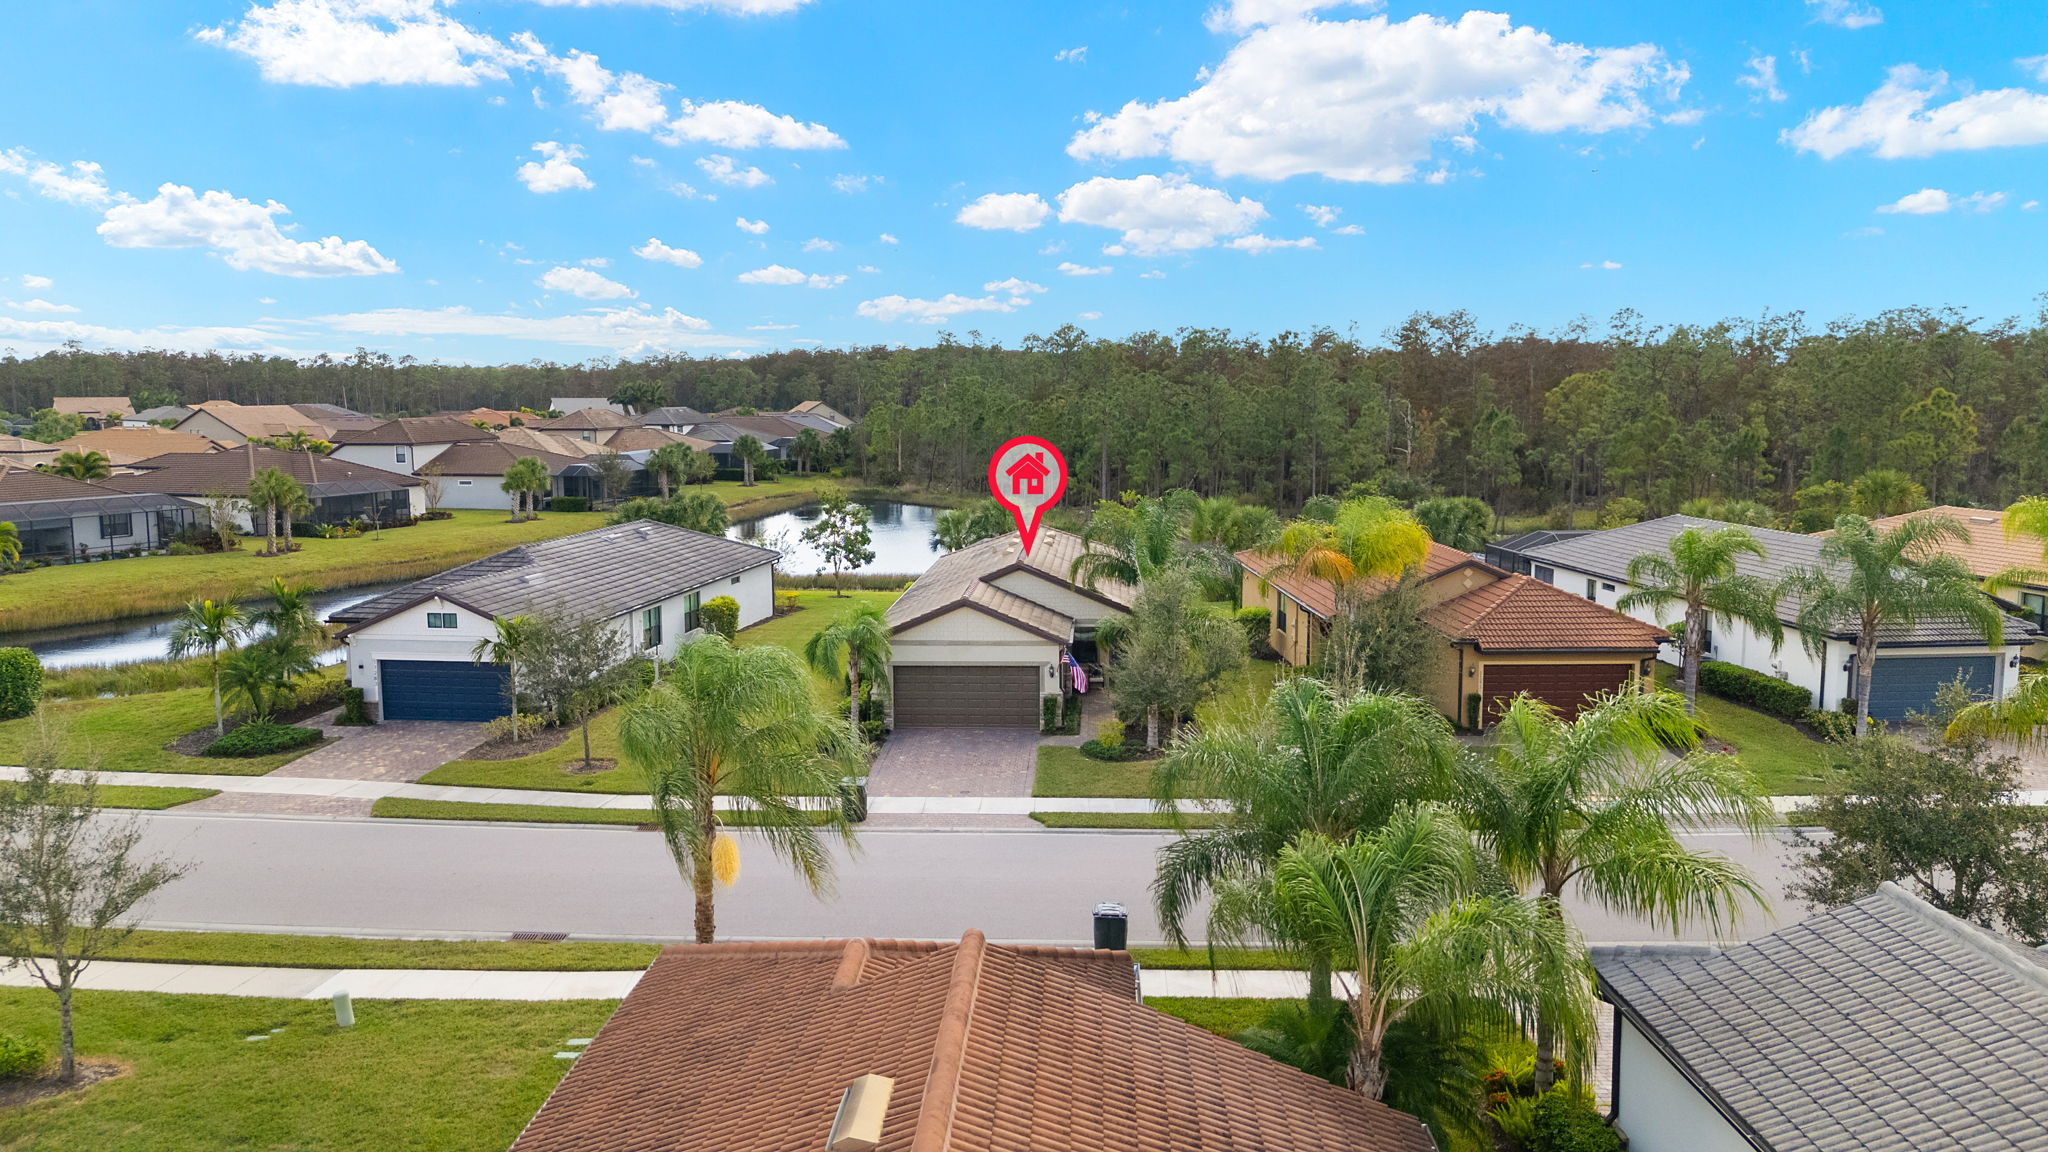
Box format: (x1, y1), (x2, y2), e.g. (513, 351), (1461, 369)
(274, 475), (312, 555)
(168, 598), (246, 735)
(619, 636), (865, 943)
(46, 450), (112, 482)
(1987, 494), (2048, 593)
(1185, 496), (1281, 605)
(645, 442), (692, 498)
(253, 577), (321, 647)
(1469, 690), (1773, 1090)
(1274, 496), (1432, 586)
(501, 456), (549, 521)
(1241, 807), (1595, 1101)
(733, 434), (766, 487)
(245, 467), (294, 555)
(1617, 525), (1782, 714)
(1949, 670), (2048, 746)
(803, 601), (893, 732)
(1785, 513), (2006, 736)
(471, 615), (535, 739)
(0, 520), (19, 568)
(1069, 496), (1183, 589)
(220, 638), (318, 721)
(1152, 677), (1466, 996)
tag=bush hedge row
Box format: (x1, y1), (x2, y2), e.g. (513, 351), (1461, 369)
(1696, 659), (1812, 720)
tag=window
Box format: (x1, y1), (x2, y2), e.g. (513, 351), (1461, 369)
(457, 479), (474, 486)
(98, 512), (134, 539)
(1601, 582), (1615, 593)
(1533, 564), (1554, 584)
(642, 605), (662, 650)
(683, 591), (702, 634)
(427, 612), (457, 629)
(396, 447), (408, 464)
(2026, 592), (2047, 628)
(1585, 578), (1598, 601)
(1276, 598), (1289, 633)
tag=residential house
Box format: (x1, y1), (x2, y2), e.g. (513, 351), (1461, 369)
(52, 426), (223, 467)
(885, 530), (1134, 727)
(1239, 542), (1668, 727)
(548, 396), (625, 416)
(788, 398), (851, 427)
(1596, 882), (2048, 1152)
(0, 435), (59, 469)
(50, 396), (133, 421)
(412, 440), (583, 511)
(172, 400), (337, 445)
(330, 416), (494, 475)
(495, 426), (603, 459)
(329, 520), (776, 720)
(1493, 515), (2038, 721)
(637, 405), (710, 431)
(122, 405), (193, 427)
(533, 406), (635, 443)
(1483, 528), (1592, 575)
(440, 406), (519, 428)
(290, 402), (382, 435)
(508, 930), (1436, 1152)
(0, 465), (202, 560)
(598, 426), (710, 454)
(99, 443), (423, 530)
(686, 415), (807, 466)
(1859, 505), (2048, 642)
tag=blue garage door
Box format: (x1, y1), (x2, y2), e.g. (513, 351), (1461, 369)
(1865, 655), (1995, 722)
(380, 659), (510, 722)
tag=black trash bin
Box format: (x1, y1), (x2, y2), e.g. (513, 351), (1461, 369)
(839, 776), (869, 823)
(1092, 901), (1128, 950)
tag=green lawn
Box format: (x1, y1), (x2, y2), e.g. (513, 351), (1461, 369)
(0, 509), (612, 633)
(1654, 664), (1829, 794)
(1197, 659), (1287, 729)
(372, 797), (836, 826)
(1033, 745), (1160, 798)
(0, 988), (610, 1152)
(417, 710), (644, 794)
(1130, 946), (1298, 970)
(1145, 996), (1272, 1038)
(0, 687), (332, 776)
(76, 929), (660, 971)
(734, 588), (905, 652)
(92, 785), (219, 809)
(1030, 811), (1226, 829)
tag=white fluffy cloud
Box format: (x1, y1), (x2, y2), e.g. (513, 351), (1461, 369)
(984, 278), (1047, 297)
(735, 216), (770, 234)
(1204, 0), (1365, 34)
(1807, 0), (1883, 29)
(546, 48), (671, 132)
(527, 0), (815, 12)
(738, 265), (844, 288)
(1740, 54), (1786, 103)
(878, 233), (899, 244)
(0, 316), (294, 356)
(1300, 204), (1340, 227)
(831, 173), (876, 193)
(516, 141), (593, 192)
(538, 265), (635, 299)
(802, 238), (838, 252)
(315, 304), (737, 355)
(663, 100), (844, 149)
(195, 0), (524, 87)
(697, 154), (772, 187)
(1057, 262), (1111, 276)
(1056, 174), (1267, 256)
(956, 192), (1052, 231)
(1225, 234), (1318, 253)
(1876, 187), (2007, 214)
(1069, 10), (1687, 183)
(97, 184), (399, 277)
(0, 148), (125, 206)
(1786, 65), (2048, 158)
(1054, 46), (1087, 63)
(1579, 259), (1623, 270)
(857, 293), (1032, 324)
(2, 299), (80, 314)
(632, 238), (703, 267)
(20, 275), (53, 289)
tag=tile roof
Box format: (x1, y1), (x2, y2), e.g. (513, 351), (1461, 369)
(639, 405), (710, 425)
(419, 440), (582, 476)
(599, 426), (707, 453)
(1516, 515), (2037, 646)
(510, 931), (1434, 1152)
(535, 407), (635, 432)
(329, 518), (777, 631)
(53, 426), (222, 465)
(100, 443), (417, 497)
(1236, 541), (1475, 620)
(789, 399), (852, 425)
(495, 427), (603, 457)
(1857, 506), (2045, 586)
(128, 405), (192, 424)
(50, 396), (132, 416)
(0, 436), (59, 458)
(885, 529), (1134, 641)
(180, 401), (335, 439)
(0, 464), (193, 518)
(330, 416), (494, 446)
(1597, 883), (2048, 1152)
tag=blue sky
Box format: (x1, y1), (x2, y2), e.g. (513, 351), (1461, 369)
(2, 0), (2045, 364)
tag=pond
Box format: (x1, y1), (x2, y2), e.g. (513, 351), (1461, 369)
(728, 500), (943, 577)
(14, 580), (413, 671)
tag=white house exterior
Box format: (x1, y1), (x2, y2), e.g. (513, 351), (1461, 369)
(330, 416), (491, 477)
(330, 520), (777, 721)
(1499, 515), (2036, 720)
(883, 530), (1133, 728)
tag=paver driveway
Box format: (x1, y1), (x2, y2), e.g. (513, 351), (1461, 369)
(868, 727), (1043, 796)
(275, 712), (490, 783)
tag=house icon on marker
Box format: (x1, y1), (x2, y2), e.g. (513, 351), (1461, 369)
(1005, 451), (1052, 496)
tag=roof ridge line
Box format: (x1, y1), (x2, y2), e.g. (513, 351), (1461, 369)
(1872, 881), (2048, 997)
(908, 929), (987, 1152)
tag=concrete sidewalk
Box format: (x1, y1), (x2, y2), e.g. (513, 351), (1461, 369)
(0, 958), (1316, 1002)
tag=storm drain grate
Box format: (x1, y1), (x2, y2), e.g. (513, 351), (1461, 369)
(509, 931), (570, 943)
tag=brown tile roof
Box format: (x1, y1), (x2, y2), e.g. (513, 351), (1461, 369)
(535, 407), (635, 432)
(1857, 506), (2044, 584)
(599, 425), (705, 453)
(1236, 541), (1475, 620)
(1424, 572), (1668, 652)
(100, 443), (417, 497)
(0, 436), (59, 459)
(180, 401), (335, 440)
(330, 416), (495, 446)
(50, 396), (132, 416)
(53, 426), (222, 465)
(885, 529), (1134, 641)
(495, 427), (602, 457)
(510, 931), (1434, 1152)
(421, 440), (581, 476)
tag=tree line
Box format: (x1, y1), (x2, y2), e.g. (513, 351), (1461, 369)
(7, 301), (2047, 516)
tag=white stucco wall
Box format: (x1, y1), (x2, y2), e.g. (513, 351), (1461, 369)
(332, 441), (457, 476)
(434, 475), (520, 510)
(1611, 1017), (1756, 1152)
(887, 607), (1066, 726)
(989, 570), (1124, 629)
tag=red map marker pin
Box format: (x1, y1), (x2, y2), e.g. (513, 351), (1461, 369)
(987, 435), (1068, 555)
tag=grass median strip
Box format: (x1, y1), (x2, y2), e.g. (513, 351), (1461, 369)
(372, 797), (837, 826)
(80, 928), (660, 971)
(92, 785), (220, 810)
(1029, 811), (1226, 830)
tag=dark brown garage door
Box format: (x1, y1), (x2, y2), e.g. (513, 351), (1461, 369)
(893, 665), (1041, 728)
(1483, 663), (1633, 724)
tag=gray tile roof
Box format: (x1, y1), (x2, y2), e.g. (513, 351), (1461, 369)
(1517, 515), (2036, 646)
(1597, 883), (2048, 1152)
(330, 519), (778, 631)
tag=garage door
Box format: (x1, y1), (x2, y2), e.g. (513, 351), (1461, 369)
(1865, 655), (1995, 722)
(381, 659), (510, 722)
(893, 665), (1040, 728)
(1484, 663), (1633, 724)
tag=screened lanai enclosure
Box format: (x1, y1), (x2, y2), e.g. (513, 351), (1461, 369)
(0, 491), (204, 561)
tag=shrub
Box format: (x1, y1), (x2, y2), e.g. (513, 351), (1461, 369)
(204, 721), (322, 757)
(481, 712), (546, 744)
(1235, 606), (1274, 658)
(1530, 1088), (1621, 1152)
(1095, 717), (1125, 746)
(548, 496), (591, 513)
(0, 1033), (46, 1081)
(1597, 496), (1647, 528)
(1080, 739), (1138, 761)
(859, 719), (886, 743)
(1466, 692), (1483, 730)
(1808, 709), (1856, 743)
(701, 595), (740, 640)
(1042, 693), (1061, 735)
(335, 685), (374, 726)
(1696, 659), (1812, 720)
(774, 589), (802, 613)
(0, 648), (42, 720)
(167, 541), (206, 556)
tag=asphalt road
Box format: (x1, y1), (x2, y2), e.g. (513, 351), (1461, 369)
(129, 813), (1811, 947)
